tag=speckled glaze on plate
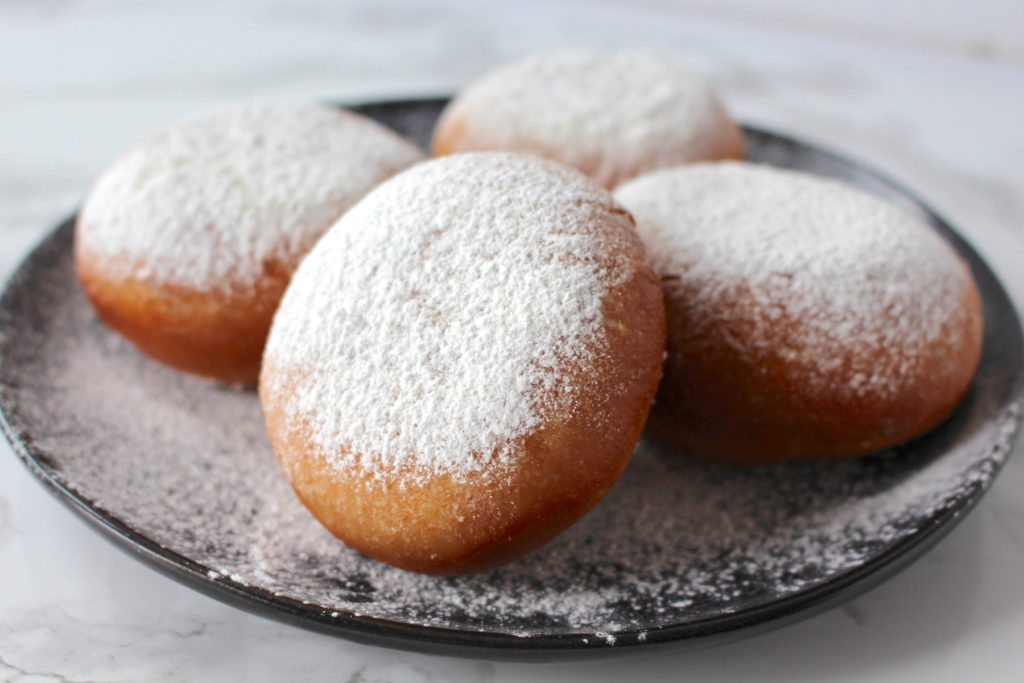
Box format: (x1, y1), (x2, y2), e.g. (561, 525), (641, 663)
(0, 98), (1021, 661)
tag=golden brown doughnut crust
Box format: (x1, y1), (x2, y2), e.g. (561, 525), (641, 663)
(76, 239), (296, 384)
(433, 115), (746, 191)
(260, 213), (665, 575)
(648, 260), (984, 465)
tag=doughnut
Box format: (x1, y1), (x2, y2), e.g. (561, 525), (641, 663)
(76, 102), (423, 383)
(614, 162), (983, 465)
(259, 152), (665, 575)
(432, 51), (744, 189)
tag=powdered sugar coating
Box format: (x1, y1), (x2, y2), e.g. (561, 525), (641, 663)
(262, 152), (638, 483)
(435, 51), (742, 188)
(3, 239), (1017, 636)
(615, 162), (976, 400)
(5, 105), (1019, 647)
(78, 102), (423, 291)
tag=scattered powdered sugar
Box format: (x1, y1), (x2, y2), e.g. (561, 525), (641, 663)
(77, 102), (422, 291)
(615, 162), (977, 399)
(262, 153), (636, 483)
(4, 99), (1020, 644)
(1, 221), (1018, 640)
(437, 51), (737, 188)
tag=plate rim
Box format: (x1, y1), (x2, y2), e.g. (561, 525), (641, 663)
(1, 97), (1022, 661)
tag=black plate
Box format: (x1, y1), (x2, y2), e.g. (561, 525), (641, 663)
(1, 98), (1021, 661)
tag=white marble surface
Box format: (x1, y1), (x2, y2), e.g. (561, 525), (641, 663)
(2, 1), (1023, 680)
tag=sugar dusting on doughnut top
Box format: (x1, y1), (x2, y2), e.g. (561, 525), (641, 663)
(78, 102), (423, 291)
(615, 161), (976, 399)
(437, 50), (737, 187)
(263, 152), (637, 483)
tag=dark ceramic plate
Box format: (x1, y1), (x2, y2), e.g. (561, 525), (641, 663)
(1, 98), (1021, 661)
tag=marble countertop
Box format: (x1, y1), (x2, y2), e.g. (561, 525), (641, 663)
(2, 1), (1022, 680)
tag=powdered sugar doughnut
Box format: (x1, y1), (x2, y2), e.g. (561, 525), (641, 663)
(76, 102), (423, 383)
(614, 162), (983, 465)
(260, 153), (665, 575)
(433, 51), (744, 189)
